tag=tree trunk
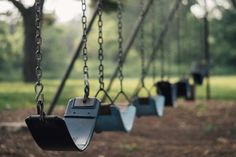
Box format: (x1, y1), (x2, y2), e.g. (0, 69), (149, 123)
(22, 8), (37, 82)
(232, 0), (236, 8)
(8, 0), (45, 82)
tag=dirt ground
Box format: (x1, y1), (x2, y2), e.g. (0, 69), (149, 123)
(0, 100), (236, 157)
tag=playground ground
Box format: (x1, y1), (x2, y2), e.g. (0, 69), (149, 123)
(0, 100), (236, 157)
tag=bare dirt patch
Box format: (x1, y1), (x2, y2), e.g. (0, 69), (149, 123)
(0, 100), (236, 157)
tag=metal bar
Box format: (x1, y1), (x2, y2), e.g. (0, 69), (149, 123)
(132, 0), (181, 97)
(47, 5), (99, 115)
(101, 0), (154, 102)
(204, 0), (211, 100)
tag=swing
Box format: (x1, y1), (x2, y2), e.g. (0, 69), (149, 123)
(133, 4), (164, 117)
(175, 78), (191, 98)
(156, 81), (177, 107)
(185, 84), (196, 101)
(191, 62), (209, 85)
(26, 98), (100, 151)
(94, 1), (136, 133)
(174, 10), (191, 99)
(133, 93), (165, 117)
(25, 0), (100, 151)
(155, 38), (177, 107)
(96, 104), (136, 132)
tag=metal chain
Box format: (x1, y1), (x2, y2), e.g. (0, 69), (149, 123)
(160, 39), (165, 80)
(176, 6), (181, 77)
(140, 0), (145, 87)
(167, 31), (172, 81)
(151, 2), (156, 84)
(117, 0), (124, 91)
(34, 0), (44, 116)
(160, 0), (165, 81)
(98, 0), (104, 90)
(94, 0), (114, 104)
(81, 0), (90, 102)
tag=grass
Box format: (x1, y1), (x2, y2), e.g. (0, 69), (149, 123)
(196, 76), (236, 100)
(0, 76), (236, 111)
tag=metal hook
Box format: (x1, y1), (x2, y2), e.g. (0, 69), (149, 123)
(35, 82), (44, 102)
(95, 89), (113, 104)
(113, 90), (131, 105)
(83, 84), (90, 103)
(136, 85), (151, 98)
(36, 95), (45, 119)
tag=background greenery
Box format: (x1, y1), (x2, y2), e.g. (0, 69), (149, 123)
(0, 76), (236, 111)
(0, 0), (235, 81)
(0, 0), (235, 111)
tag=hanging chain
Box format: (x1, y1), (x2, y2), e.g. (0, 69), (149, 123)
(34, 0), (44, 116)
(151, 2), (156, 84)
(81, 0), (90, 102)
(166, 40), (170, 80)
(160, 0), (165, 81)
(140, 0), (145, 87)
(160, 39), (164, 80)
(176, 6), (181, 77)
(117, 0), (124, 91)
(98, 0), (104, 90)
(95, 0), (113, 103)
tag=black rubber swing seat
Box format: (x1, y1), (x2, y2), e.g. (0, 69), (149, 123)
(155, 81), (177, 107)
(95, 104), (136, 133)
(192, 73), (205, 85)
(191, 62), (209, 85)
(133, 95), (165, 117)
(175, 79), (191, 98)
(25, 97), (100, 151)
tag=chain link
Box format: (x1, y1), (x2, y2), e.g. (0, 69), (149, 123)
(98, 0), (105, 90)
(34, 0), (44, 116)
(139, 0), (145, 87)
(160, 0), (165, 80)
(160, 39), (165, 80)
(81, 0), (90, 101)
(151, 2), (156, 84)
(176, 6), (181, 77)
(117, 0), (124, 91)
(94, 0), (114, 104)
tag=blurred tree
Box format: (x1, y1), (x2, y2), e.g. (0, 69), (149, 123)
(4, 0), (45, 82)
(0, 21), (12, 71)
(0, 20), (23, 80)
(4, 0), (118, 82)
(210, 9), (236, 66)
(232, 0), (236, 8)
(90, 0), (120, 12)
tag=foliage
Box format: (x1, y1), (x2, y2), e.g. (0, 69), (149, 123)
(210, 9), (236, 66)
(0, 0), (236, 81)
(0, 21), (23, 80)
(0, 16), (79, 79)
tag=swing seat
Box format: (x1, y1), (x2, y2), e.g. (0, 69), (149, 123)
(191, 62), (209, 85)
(95, 104), (136, 133)
(25, 97), (100, 151)
(192, 73), (204, 85)
(175, 79), (191, 98)
(133, 95), (165, 117)
(185, 84), (196, 101)
(155, 81), (177, 107)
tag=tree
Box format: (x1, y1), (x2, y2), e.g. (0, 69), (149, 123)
(4, 0), (115, 82)
(0, 21), (12, 71)
(4, 0), (45, 82)
(232, 0), (236, 8)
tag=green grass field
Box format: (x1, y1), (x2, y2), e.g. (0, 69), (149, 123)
(0, 76), (236, 111)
